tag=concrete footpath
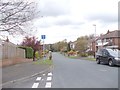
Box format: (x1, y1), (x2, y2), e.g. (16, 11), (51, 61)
(2, 59), (51, 86)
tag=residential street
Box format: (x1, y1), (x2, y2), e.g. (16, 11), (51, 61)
(52, 52), (118, 88)
(2, 52), (119, 88)
(1, 0), (119, 89)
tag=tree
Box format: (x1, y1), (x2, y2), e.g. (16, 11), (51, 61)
(75, 36), (88, 53)
(0, 0), (39, 35)
(58, 41), (67, 52)
(21, 36), (41, 61)
(52, 40), (68, 52)
(52, 43), (59, 52)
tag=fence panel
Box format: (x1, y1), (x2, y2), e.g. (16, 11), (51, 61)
(2, 42), (25, 60)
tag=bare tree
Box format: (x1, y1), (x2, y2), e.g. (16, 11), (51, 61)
(0, 0), (39, 35)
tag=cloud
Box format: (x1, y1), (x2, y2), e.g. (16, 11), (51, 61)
(55, 17), (84, 26)
(34, 15), (85, 28)
(38, 0), (71, 17)
(86, 13), (117, 23)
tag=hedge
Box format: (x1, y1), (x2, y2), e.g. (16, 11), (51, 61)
(18, 46), (33, 58)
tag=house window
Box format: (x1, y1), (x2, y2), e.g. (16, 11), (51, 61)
(97, 40), (101, 43)
(103, 39), (107, 42)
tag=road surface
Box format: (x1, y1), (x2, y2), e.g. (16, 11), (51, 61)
(2, 52), (119, 88)
(52, 53), (118, 88)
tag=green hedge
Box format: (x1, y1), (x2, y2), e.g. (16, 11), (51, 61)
(19, 46), (33, 58)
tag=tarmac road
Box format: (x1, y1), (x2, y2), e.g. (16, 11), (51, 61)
(2, 52), (119, 88)
(52, 52), (118, 88)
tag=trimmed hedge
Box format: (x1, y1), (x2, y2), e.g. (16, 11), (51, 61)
(19, 46), (33, 58)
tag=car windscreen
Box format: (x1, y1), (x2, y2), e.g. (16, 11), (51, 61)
(106, 49), (120, 57)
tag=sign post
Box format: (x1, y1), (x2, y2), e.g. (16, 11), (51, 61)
(41, 35), (46, 59)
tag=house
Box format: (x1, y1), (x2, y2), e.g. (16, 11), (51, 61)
(92, 30), (120, 52)
(69, 41), (77, 50)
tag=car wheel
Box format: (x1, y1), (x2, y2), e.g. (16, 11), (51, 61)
(96, 58), (100, 64)
(108, 60), (114, 66)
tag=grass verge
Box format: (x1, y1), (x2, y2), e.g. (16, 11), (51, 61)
(69, 56), (79, 59)
(33, 59), (53, 65)
(84, 57), (96, 61)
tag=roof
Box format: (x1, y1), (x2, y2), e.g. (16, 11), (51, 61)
(100, 30), (120, 39)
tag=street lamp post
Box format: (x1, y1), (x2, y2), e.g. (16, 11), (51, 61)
(93, 24), (96, 58)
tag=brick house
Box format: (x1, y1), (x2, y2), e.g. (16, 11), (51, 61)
(92, 30), (120, 52)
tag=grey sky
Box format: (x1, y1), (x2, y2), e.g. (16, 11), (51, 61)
(5, 0), (119, 44)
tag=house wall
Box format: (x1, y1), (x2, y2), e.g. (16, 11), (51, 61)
(113, 38), (120, 49)
(118, 38), (120, 49)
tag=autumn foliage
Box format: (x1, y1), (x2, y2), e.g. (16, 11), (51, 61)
(21, 36), (41, 61)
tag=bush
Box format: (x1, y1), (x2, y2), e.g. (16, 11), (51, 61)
(67, 50), (77, 56)
(87, 51), (94, 56)
(35, 51), (40, 60)
(80, 52), (88, 57)
(44, 50), (49, 54)
(19, 46), (33, 58)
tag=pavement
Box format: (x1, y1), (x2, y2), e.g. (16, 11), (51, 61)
(2, 59), (52, 87)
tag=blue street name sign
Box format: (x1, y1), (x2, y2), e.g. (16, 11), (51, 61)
(41, 35), (46, 39)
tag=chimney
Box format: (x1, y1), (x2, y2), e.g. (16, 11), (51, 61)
(107, 30), (110, 34)
(6, 36), (9, 42)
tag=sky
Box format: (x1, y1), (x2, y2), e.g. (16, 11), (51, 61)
(2, 0), (119, 44)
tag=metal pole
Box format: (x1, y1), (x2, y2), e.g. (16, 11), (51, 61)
(43, 39), (44, 58)
(95, 25), (96, 53)
(93, 24), (96, 58)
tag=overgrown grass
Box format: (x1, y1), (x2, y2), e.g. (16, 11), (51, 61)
(84, 57), (96, 61)
(33, 59), (53, 65)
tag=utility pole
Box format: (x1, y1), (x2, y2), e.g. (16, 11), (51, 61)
(93, 24), (96, 58)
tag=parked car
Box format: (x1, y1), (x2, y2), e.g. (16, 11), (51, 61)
(95, 48), (120, 66)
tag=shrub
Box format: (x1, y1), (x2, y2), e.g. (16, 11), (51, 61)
(19, 46), (33, 58)
(44, 50), (49, 54)
(35, 51), (40, 60)
(67, 50), (76, 56)
(80, 52), (88, 57)
(87, 51), (94, 56)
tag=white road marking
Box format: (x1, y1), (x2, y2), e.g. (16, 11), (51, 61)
(36, 77), (41, 81)
(43, 74), (45, 76)
(48, 72), (52, 76)
(45, 82), (52, 88)
(32, 83), (39, 88)
(47, 77), (52, 81)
